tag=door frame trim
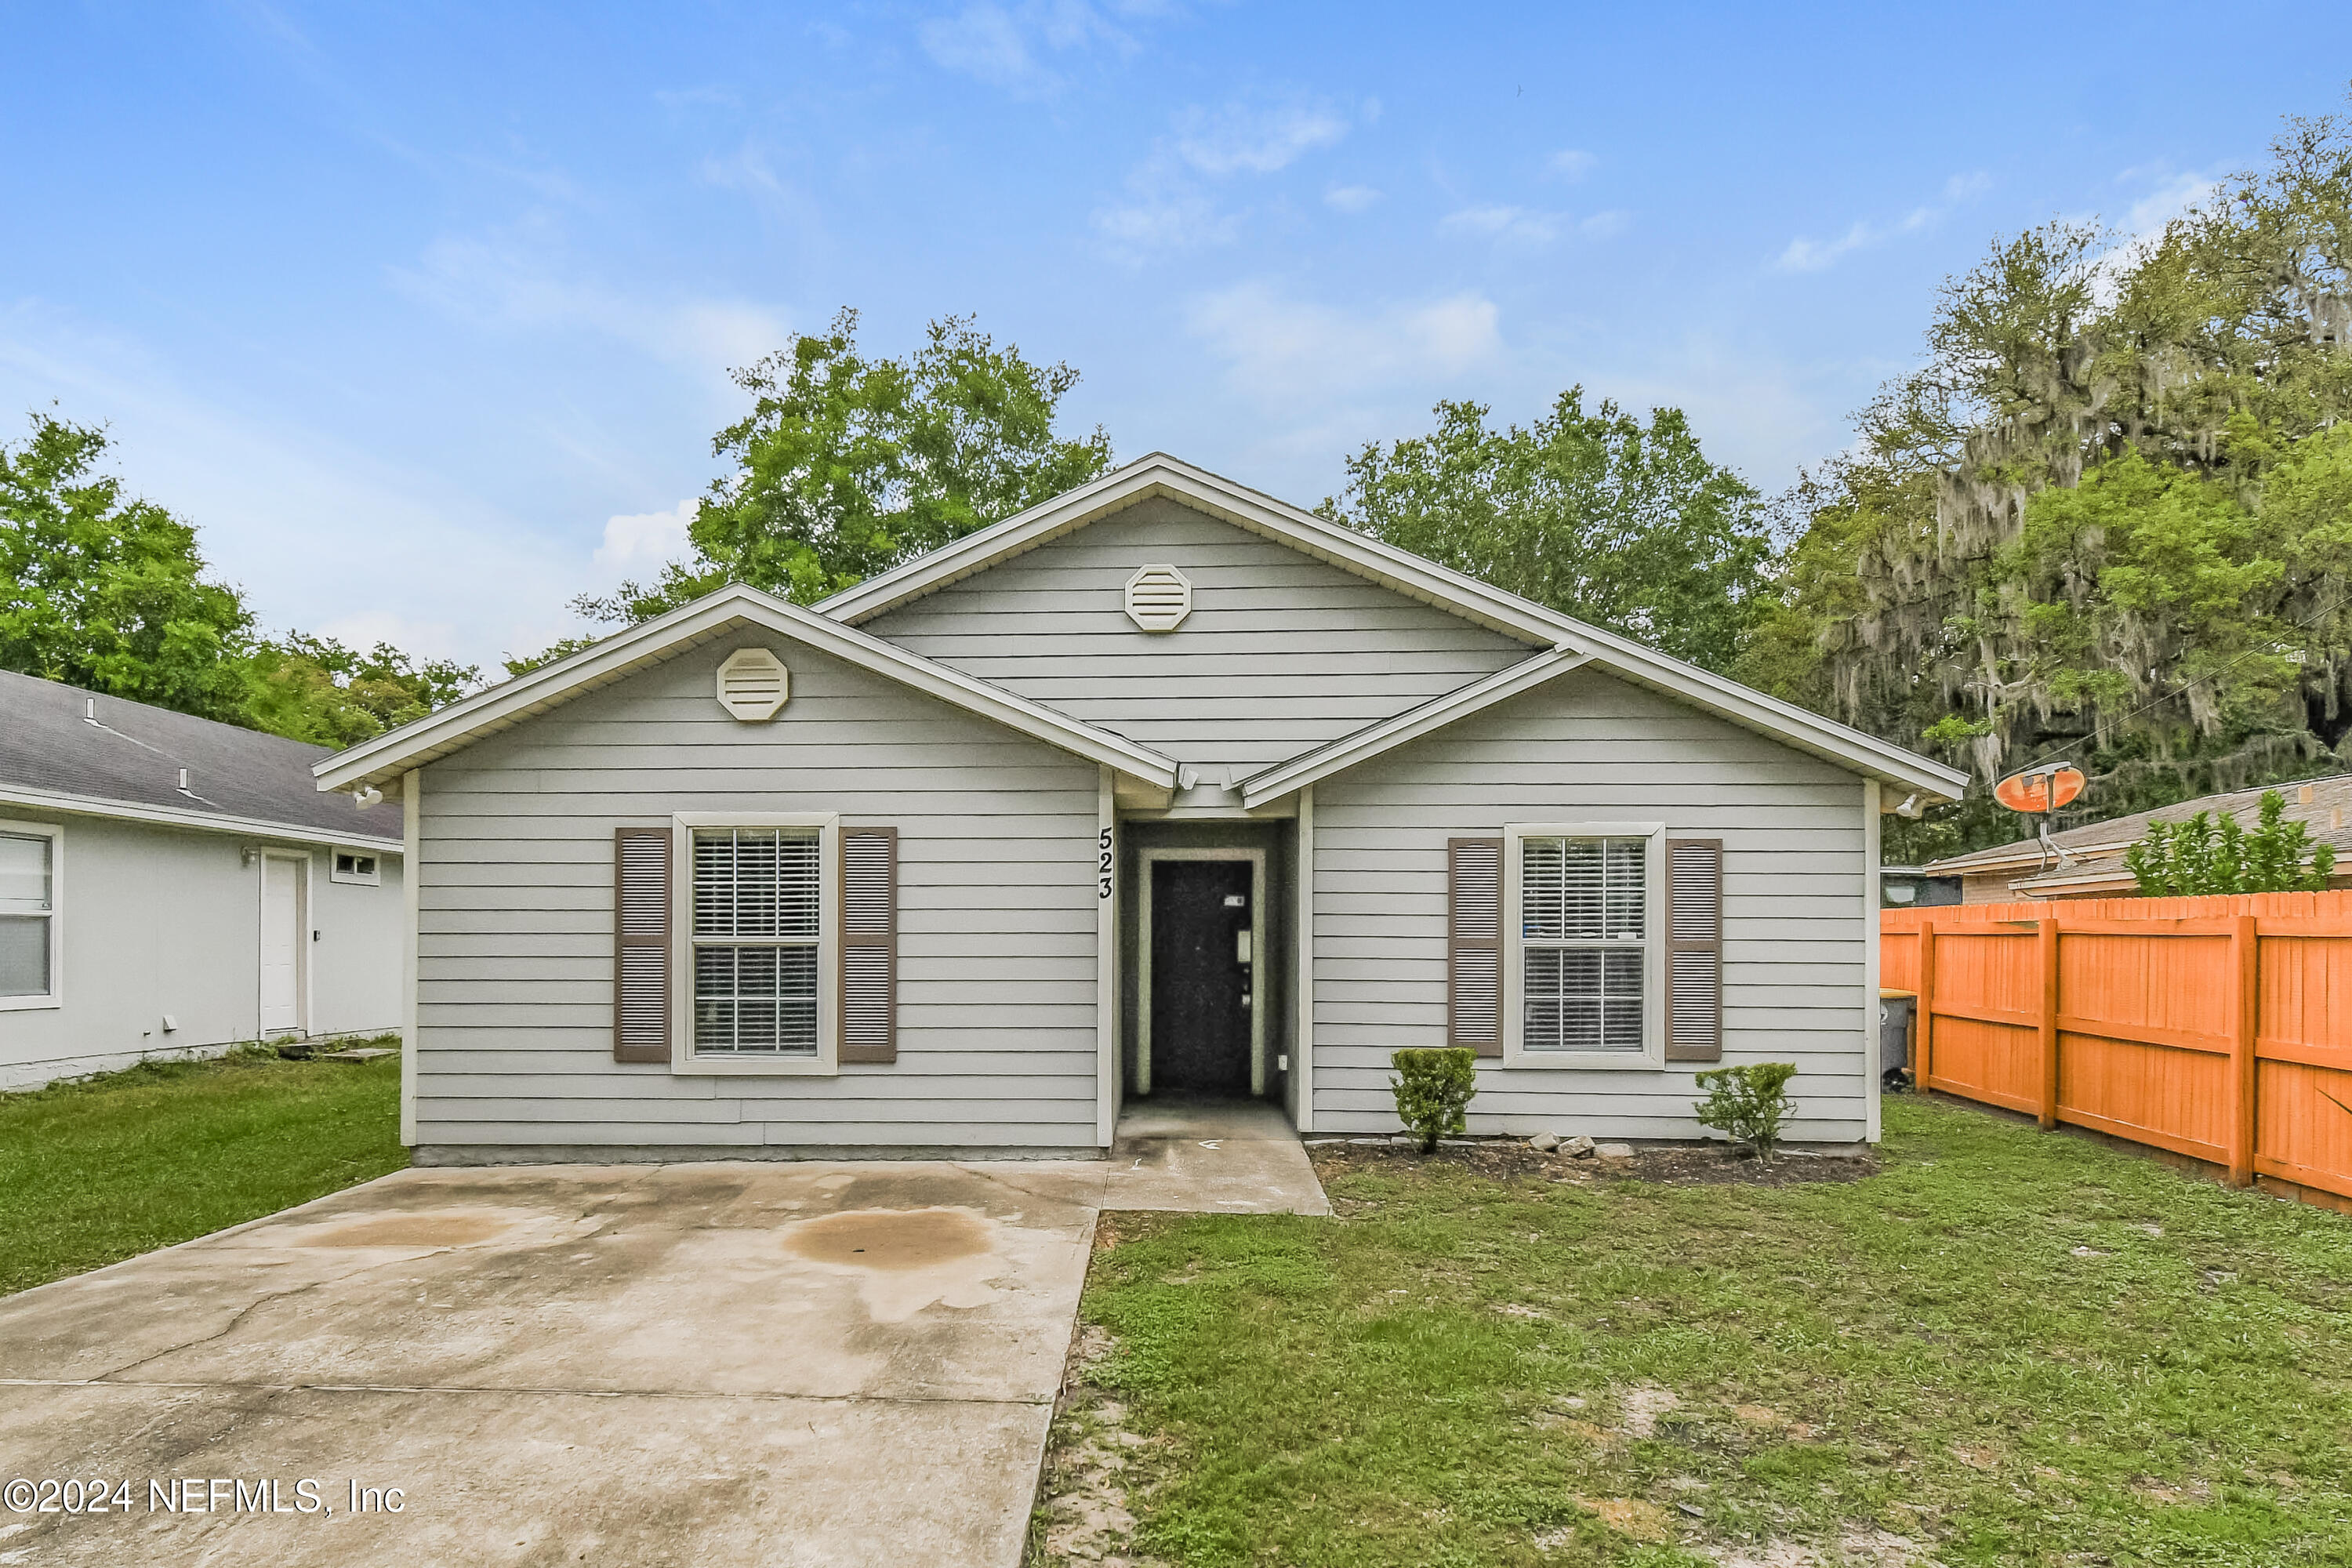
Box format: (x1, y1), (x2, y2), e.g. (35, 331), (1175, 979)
(256, 847), (312, 1039)
(1136, 846), (1268, 1098)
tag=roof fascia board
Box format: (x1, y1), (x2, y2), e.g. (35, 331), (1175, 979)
(314, 586), (1181, 793)
(0, 784), (403, 852)
(1240, 648), (1592, 808)
(822, 454), (1969, 800)
(1926, 840), (2134, 877)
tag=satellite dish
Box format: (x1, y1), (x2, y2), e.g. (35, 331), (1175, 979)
(1994, 764), (2085, 815)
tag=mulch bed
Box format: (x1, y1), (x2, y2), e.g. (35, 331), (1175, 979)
(1304, 1136), (1878, 1189)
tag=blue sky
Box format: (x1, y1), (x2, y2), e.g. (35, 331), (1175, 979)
(4, 4), (2343, 672)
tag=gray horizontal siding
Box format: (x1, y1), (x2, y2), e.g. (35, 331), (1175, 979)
(415, 637), (1102, 1152)
(861, 496), (1537, 772)
(1311, 666), (1873, 1142)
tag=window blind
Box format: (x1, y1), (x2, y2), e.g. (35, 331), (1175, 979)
(691, 828), (821, 1054)
(1519, 835), (1648, 1053)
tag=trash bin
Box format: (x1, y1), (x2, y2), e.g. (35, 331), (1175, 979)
(1878, 991), (1917, 1091)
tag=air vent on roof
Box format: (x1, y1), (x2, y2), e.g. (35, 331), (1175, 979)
(1123, 564), (1192, 633)
(715, 648), (790, 721)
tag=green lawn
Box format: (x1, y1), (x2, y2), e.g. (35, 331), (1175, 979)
(1054, 1098), (2352, 1567)
(0, 1044), (408, 1297)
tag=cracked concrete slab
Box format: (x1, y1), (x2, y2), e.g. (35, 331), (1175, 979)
(0, 1160), (1104, 1566)
(0, 1106), (1327, 1563)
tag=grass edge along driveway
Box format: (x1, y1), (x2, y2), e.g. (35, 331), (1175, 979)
(1053, 1098), (2352, 1568)
(1, 1044), (407, 1297)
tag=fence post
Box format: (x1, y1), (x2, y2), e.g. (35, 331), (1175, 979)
(1915, 919), (1936, 1092)
(2228, 913), (2258, 1188)
(2038, 918), (2060, 1130)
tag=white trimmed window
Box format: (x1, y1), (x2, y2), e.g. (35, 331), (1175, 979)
(1503, 822), (1664, 1066)
(0, 822), (62, 1010)
(671, 815), (839, 1075)
(330, 849), (383, 886)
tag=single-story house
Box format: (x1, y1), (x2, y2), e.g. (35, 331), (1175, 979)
(314, 454), (1966, 1161)
(1, 669), (405, 1090)
(1926, 773), (2352, 902)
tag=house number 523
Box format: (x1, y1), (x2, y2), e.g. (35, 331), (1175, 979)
(1098, 829), (1114, 900)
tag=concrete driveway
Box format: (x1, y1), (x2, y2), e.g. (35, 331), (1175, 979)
(0, 1160), (1107, 1567)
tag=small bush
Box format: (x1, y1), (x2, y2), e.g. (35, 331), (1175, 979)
(1390, 1047), (1477, 1153)
(1693, 1062), (1798, 1159)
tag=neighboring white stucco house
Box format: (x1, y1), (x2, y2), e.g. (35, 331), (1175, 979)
(0, 670), (405, 1090)
(314, 455), (1967, 1162)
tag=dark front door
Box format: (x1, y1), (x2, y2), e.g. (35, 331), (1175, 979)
(1149, 859), (1254, 1096)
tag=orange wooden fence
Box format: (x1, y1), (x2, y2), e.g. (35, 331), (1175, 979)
(1883, 891), (2352, 1203)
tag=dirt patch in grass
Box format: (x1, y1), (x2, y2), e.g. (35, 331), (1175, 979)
(1029, 1324), (1163, 1568)
(1305, 1135), (1878, 1189)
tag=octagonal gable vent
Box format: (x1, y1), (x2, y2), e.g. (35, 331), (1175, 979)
(716, 647), (790, 721)
(1123, 564), (1192, 633)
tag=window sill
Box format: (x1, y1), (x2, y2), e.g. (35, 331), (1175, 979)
(1498, 1049), (1663, 1071)
(671, 1052), (838, 1077)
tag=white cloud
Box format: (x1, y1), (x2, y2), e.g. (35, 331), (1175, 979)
(1439, 204), (1628, 247)
(1095, 96), (1353, 260)
(1092, 156), (1232, 253)
(2124, 169), (2218, 238)
(593, 497), (699, 573)
(1171, 101), (1347, 176)
(1548, 148), (1597, 181)
(1186, 281), (1501, 401)
(917, 0), (1139, 96)
(1439, 205), (1562, 245)
(1775, 170), (1991, 273)
(390, 222), (788, 373)
(1324, 184), (1383, 213)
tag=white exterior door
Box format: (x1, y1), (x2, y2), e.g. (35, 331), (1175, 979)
(259, 854), (304, 1036)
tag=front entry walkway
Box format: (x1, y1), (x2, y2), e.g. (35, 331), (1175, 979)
(1100, 1098), (1333, 1216)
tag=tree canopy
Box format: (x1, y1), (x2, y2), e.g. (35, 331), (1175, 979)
(2, 414), (256, 721)
(562, 308), (1112, 640)
(1749, 99), (2352, 860)
(1318, 391), (1773, 673)
(0, 412), (477, 747)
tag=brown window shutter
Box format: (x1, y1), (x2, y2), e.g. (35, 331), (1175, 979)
(1665, 838), (1724, 1062)
(614, 826), (672, 1063)
(1448, 837), (1503, 1058)
(839, 826), (898, 1064)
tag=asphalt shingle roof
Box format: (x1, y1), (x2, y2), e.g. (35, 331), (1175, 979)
(0, 668), (402, 843)
(1927, 771), (2352, 876)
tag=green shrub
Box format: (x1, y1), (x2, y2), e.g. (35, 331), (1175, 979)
(1693, 1062), (1798, 1159)
(2124, 788), (2336, 895)
(1389, 1047), (1477, 1153)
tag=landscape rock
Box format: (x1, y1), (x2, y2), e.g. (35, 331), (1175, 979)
(1530, 1131), (1563, 1152)
(1596, 1142), (1635, 1160)
(1563, 1135), (1597, 1158)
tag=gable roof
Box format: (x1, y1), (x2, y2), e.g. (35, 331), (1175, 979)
(1237, 648), (1595, 808)
(0, 668), (402, 849)
(311, 583), (1183, 795)
(823, 452), (1969, 802)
